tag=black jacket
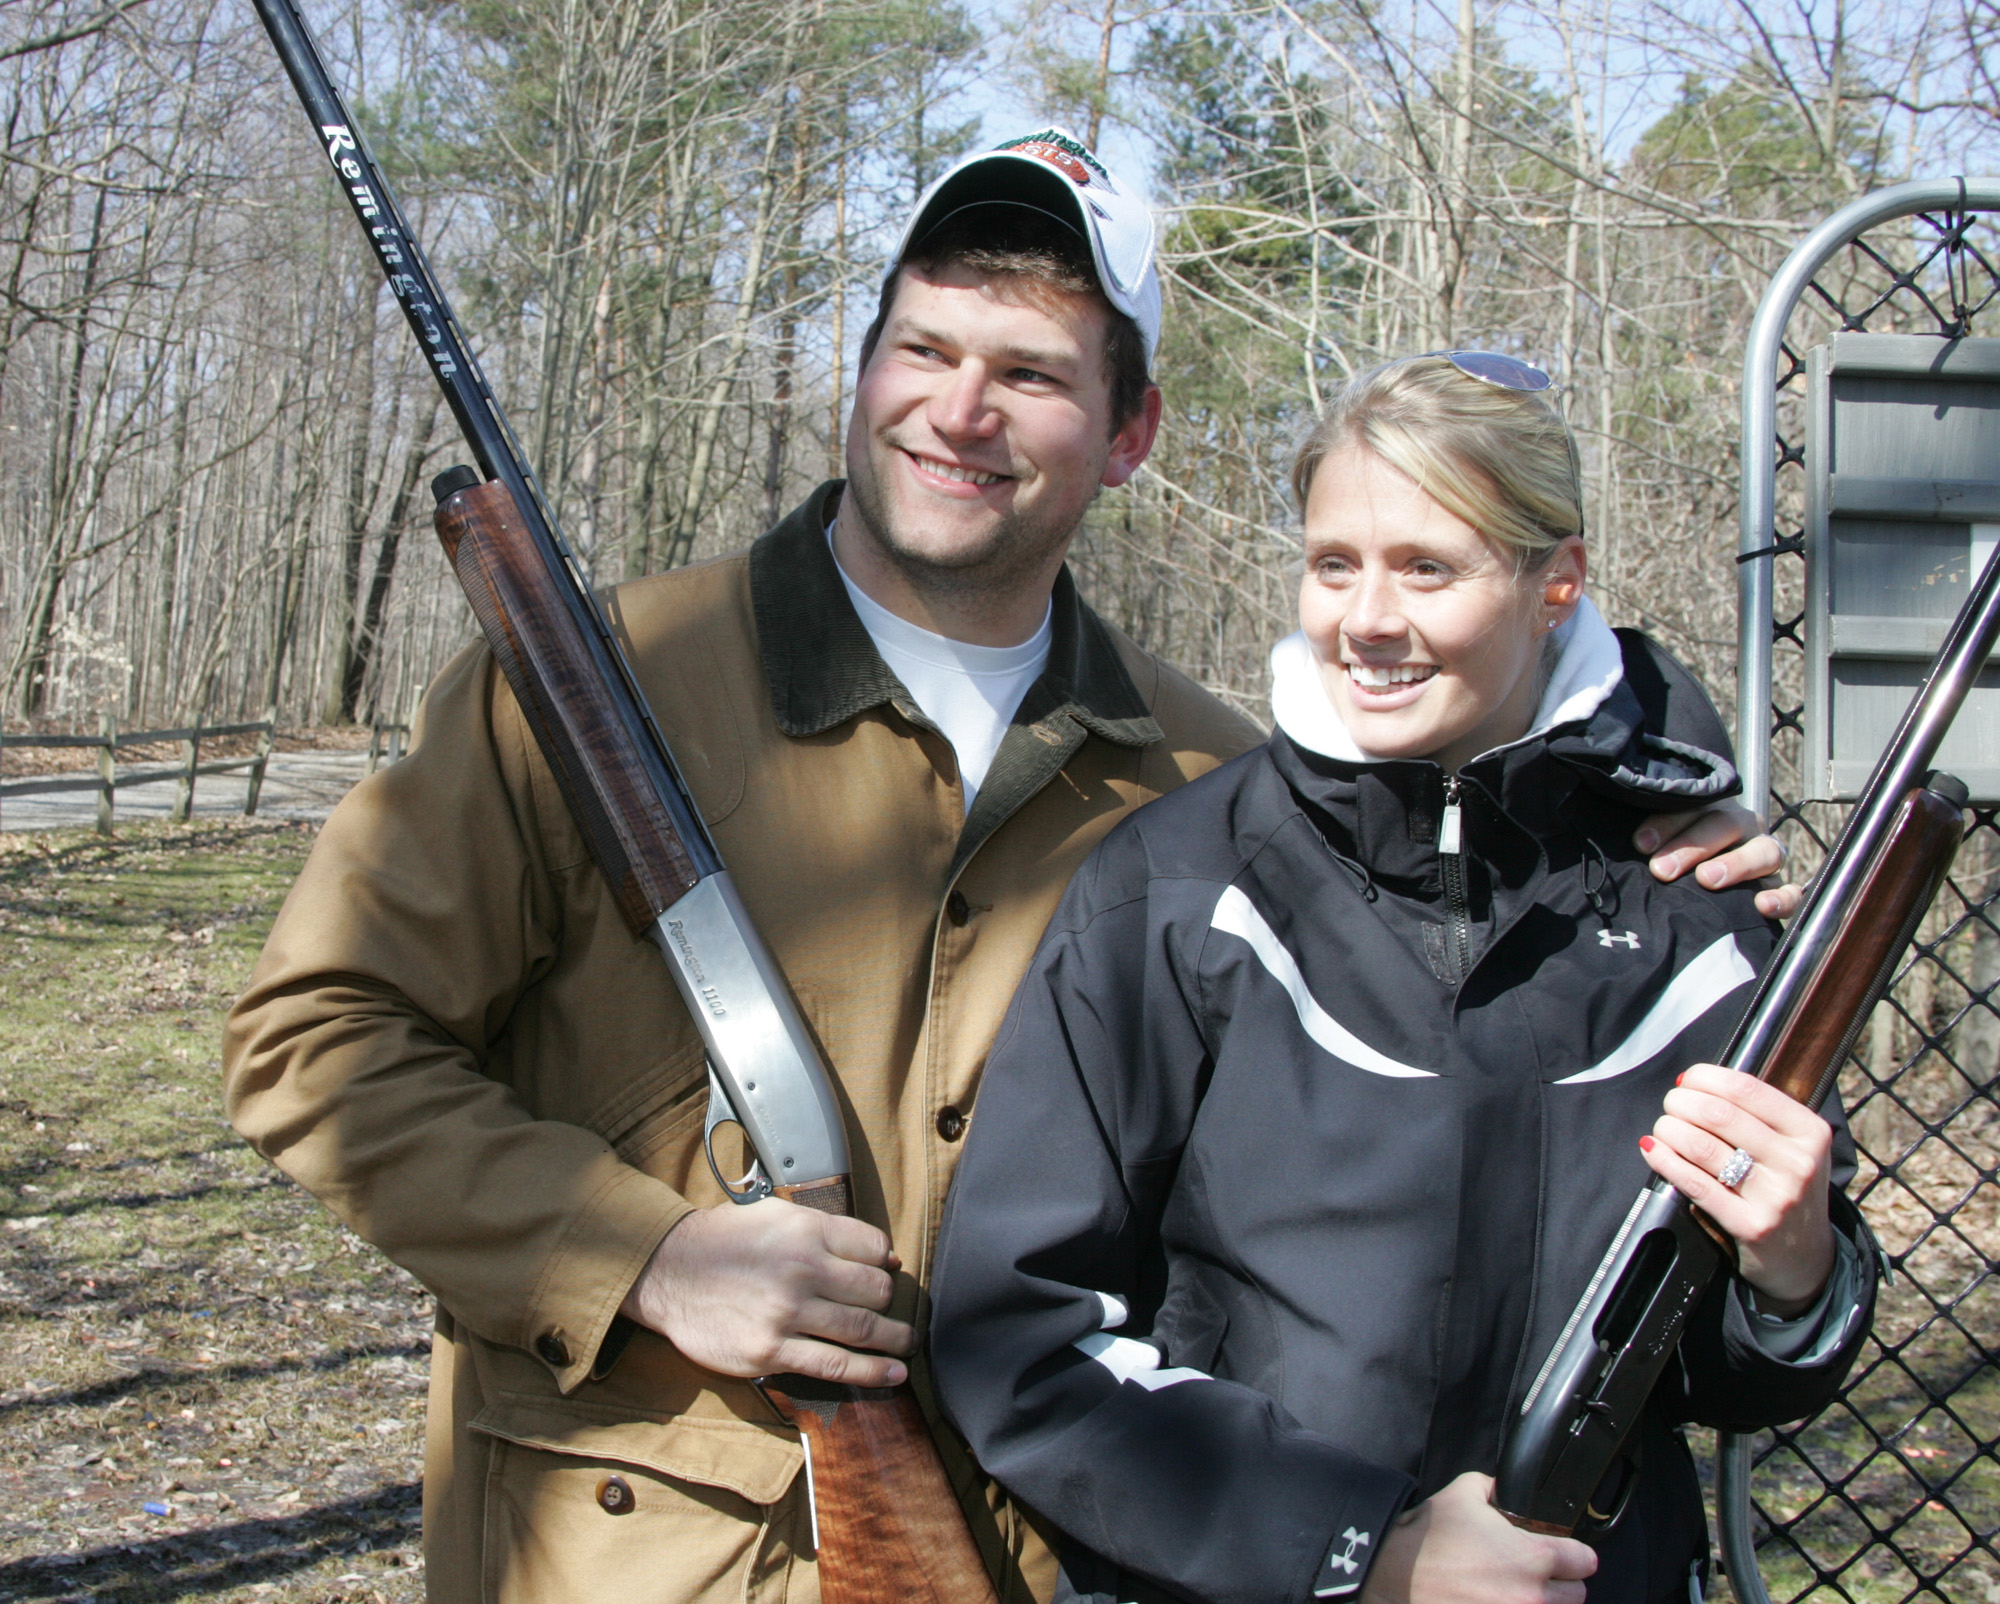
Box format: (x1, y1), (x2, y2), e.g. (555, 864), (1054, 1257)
(930, 631), (1873, 1604)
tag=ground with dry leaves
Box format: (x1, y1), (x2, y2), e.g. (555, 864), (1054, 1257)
(0, 821), (426, 1604)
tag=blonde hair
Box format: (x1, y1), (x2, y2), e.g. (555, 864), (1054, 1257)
(1292, 357), (1583, 569)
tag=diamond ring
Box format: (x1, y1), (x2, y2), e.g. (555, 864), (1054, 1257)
(1717, 1147), (1754, 1190)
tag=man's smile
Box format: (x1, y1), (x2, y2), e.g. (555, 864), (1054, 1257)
(901, 447), (1011, 488)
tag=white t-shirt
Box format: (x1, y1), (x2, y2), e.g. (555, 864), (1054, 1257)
(829, 531), (1051, 813)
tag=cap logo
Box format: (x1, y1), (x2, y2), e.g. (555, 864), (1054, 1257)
(999, 130), (1112, 190)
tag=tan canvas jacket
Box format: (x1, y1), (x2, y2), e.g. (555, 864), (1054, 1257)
(223, 484), (1261, 1604)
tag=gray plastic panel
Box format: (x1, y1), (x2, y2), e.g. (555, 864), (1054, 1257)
(1827, 657), (2000, 797)
(1804, 335), (2000, 799)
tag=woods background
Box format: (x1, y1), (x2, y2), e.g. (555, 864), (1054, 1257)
(4, 0), (1998, 737)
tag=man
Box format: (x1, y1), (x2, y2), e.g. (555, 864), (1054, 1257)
(223, 128), (1787, 1603)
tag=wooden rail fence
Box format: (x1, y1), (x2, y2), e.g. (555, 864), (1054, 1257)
(0, 718), (277, 831)
(2, 717), (416, 832)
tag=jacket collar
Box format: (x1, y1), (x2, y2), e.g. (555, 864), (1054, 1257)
(1266, 632), (1740, 892)
(1265, 592), (1737, 825)
(750, 481), (1161, 747)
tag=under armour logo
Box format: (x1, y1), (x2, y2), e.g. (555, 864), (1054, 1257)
(1329, 1528), (1370, 1575)
(1314, 1527), (1373, 1596)
(1597, 929), (1641, 949)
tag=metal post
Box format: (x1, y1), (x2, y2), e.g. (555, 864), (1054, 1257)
(1716, 1434), (1773, 1604)
(97, 714), (115, 835)
(1737, 178), (2000, 813)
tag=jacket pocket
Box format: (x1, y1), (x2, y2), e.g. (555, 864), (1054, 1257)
(474, 1398), (807, 1604)
(594, 1038), (708, 1158)
(471, 1389), (803, 1506)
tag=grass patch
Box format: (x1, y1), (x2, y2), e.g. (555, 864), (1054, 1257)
(0, 822), (426, 1603)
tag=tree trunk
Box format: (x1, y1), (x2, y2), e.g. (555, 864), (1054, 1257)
(324, 283), (381, 724)
(662, 48), (798, 568)
(342, 394), (442, 720)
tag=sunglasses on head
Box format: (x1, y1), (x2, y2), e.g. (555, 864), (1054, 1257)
(1419, 349), (1555, 392)
(1408, 349), (1583, 544)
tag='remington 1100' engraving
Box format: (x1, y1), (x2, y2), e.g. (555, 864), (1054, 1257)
(654, 871), (849, 1201)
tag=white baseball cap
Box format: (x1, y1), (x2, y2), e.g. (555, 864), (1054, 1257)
(887, 127), (1162, 366)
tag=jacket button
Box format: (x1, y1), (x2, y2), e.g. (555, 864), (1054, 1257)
(945, 890), (972, 926)
(596, 1475), (635, 1515)
(935, 1106), (966, 1142)
(535, 1331), (570, 1368)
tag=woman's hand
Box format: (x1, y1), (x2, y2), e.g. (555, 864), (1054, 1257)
(1635, 803), (1799, 919)
(1638, 1064), (1837, 1315)
(1360, 1473), (1596, 1604)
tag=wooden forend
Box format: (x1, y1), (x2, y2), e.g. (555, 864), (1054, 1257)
(435, 479), (700, 930)
(1755, 786), (1966, 1110)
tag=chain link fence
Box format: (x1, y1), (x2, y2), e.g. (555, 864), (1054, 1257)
(1721, 184), (2000, 1604)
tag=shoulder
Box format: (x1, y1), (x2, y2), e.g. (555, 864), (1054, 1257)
(1091, 613), (1266, 787)
(604, 550), (760, 824)
(1613, 627), (1733, 759)
(605, 548), (755, 657)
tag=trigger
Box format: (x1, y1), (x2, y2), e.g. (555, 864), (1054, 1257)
(704, 1064), (773, 1205)
(702, 1063), (733, 1143)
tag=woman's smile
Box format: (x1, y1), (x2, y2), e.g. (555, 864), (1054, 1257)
(1344, 660), (1440, 701)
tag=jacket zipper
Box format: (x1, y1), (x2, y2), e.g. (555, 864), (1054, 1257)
(1440, 775), (1472, 981)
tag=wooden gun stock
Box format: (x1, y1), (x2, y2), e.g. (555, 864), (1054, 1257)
(760, 1375), (1000, 1604)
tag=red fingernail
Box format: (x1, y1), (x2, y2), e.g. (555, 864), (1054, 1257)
(1639, 1136), (1656, 1153)
(1675, 1073), (1685, 1086)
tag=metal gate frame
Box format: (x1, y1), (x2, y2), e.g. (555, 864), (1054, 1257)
(1727, 178), (2000, 1604)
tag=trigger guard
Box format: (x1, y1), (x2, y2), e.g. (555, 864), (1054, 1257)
(704, 1064), (773, 1205)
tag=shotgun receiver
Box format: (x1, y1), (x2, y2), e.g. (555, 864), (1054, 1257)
(1492, 542), (2000, 1536)
(252, 4), (997, 1599)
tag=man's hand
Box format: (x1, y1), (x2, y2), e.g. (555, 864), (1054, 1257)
(620, 1199), (914, 1386)
(1360, 1473), (1597, 1604)
(1636, 803), (1799, 919)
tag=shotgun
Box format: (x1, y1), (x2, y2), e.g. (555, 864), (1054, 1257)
(1491, 542), (2000, 1536)
(251, 3), (997, 1599)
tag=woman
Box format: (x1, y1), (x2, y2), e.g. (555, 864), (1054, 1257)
(928, 355), (1873, 1604)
